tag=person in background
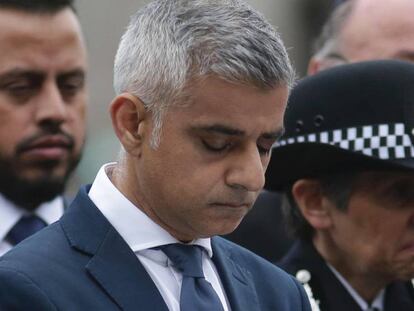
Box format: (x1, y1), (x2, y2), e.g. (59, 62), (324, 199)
(0, 0), (87, 256)
(308, 0), (414, 74)
(226, 0), (414, 263)
(0, 1), (311, 310)
(266, 60), (414, 311)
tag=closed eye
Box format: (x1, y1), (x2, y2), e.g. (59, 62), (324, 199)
(202, 139), (233, 152)
(57, 71), (85, 100)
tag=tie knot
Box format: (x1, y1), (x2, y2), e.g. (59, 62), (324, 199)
(159, 244), (204, 278)
(6, 214), (47, 245)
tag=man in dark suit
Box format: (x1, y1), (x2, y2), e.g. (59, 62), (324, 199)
(0, 0), (311, 310)
(265, 60), (414, 310)
(0, 0), (87, 256)
(308, 0), (414, 75)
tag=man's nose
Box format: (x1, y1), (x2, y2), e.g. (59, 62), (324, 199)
(225, 145), (265, 192)
(34, 82), (67, 127)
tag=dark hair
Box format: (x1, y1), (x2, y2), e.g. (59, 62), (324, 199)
(282, 171), (356, 240)
(0, 0), (75, 13)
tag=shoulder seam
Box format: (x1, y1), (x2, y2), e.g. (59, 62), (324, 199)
(0, 266), (58, 311)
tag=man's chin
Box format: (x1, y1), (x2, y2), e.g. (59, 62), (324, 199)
(1, 176), (66, 211)
(0, 152), (81, 210)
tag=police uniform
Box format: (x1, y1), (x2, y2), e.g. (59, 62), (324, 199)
(278, 240), (414, 311)
(263, 60), (414, 311)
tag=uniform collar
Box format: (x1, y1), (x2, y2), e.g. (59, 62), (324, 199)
(327, 263), (384, 311)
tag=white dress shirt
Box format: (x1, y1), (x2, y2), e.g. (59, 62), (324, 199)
(88, 163), (231, 311)
(0, 194), (64, 256)
(328, 263), (384, 311)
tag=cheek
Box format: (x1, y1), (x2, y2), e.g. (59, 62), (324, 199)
(70, 100), (86, 125)
(67, 104), (86, 140)
(148, 150), (224, 207)
(351, 222), (403, 264)
(0, 107), (31, 154)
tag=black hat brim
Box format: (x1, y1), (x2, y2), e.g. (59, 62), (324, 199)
(264, 143), (414, 191)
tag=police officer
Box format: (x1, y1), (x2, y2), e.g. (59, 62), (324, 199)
(267, 60), (414, 311)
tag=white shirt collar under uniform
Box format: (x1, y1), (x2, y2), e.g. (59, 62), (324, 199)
(328, 263), (384, 311)
(0, 194), (64, 256)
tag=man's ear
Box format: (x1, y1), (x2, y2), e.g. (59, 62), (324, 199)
(110, 93), (147, 156)
(308, 56), (348, 75)
(307, 57), (321, 75)
(292, 179), (333, 230)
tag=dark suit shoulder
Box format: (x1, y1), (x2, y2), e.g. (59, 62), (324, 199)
(0, 220), (116, 310)
(0, 222), (82, 285)
(213, 236), (312, 311)
(0, 265), (57, 311)
(0, 223), (67, 311)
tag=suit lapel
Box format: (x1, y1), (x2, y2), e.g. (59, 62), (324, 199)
(60, 186), (168, 311)
(211, 237), (260, 311)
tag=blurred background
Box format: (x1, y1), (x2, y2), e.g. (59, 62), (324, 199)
(69, 0), (336, 192)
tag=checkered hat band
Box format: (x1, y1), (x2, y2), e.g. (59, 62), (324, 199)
(275, 123), (414, 160)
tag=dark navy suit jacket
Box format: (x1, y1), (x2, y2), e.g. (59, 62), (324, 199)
(279, 239), (414, 311)
(0, 186), (311, 311)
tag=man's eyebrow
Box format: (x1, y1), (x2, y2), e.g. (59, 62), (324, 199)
(324, 52), (348, 62)
(191, 124), (285, 139)
(394, 50), (414, 61)
(193, 124), (245, 136)
(0, 69), (45, 83)
(57, 68), (86, 80)
(0, 67), (85, 82)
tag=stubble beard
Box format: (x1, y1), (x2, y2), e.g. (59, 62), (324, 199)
(0, 151), (82, 211)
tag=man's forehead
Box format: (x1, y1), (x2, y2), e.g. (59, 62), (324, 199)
(0, 14), (86, 76)
(0, 8), (84, 51)
(342, 0), (414, 46)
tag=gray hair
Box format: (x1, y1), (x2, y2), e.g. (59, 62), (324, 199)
(312, 0), (355, 61)
(114, 0), (295, 148)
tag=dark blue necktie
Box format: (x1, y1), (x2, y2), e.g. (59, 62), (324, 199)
(160, 244), (225, 311)
(6, 215), (47, 245)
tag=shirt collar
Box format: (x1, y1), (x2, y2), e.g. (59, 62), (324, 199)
(88, 163), (213, 257)
(328, 263), (385, 311)
(0, 193), (64, 241)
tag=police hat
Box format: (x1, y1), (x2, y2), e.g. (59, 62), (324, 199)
(265, 60), (414, 191)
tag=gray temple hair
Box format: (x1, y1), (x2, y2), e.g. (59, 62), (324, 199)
(113, 0), (295, 148)
(312, 0), (355, 61)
